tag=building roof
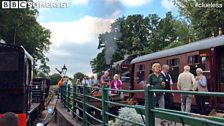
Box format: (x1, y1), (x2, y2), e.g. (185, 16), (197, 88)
(131, 35), (224, 64)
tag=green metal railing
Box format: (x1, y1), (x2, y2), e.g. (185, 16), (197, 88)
(61, 84), (224, 126)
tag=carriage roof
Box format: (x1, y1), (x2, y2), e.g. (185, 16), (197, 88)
(131, 35), (224, 64)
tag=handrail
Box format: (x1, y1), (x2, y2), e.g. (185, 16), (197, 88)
(150, 89), (224, 96)
(60, 84), (224, 126)
(104, 88), (144, 93)
(105, 100), (144, 110)
(152, 109), (224, 126)
(86, 95), (102, 101)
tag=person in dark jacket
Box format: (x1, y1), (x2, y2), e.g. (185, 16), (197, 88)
(160, 65), (173, 109)
(146, 63), (166, 125)
(146, 63), (165, 108)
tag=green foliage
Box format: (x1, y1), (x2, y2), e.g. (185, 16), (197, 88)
(175, 0), (224, 39)
(73, 72), (86, 81)
(113, 12), (192, 61)
(36, 72), (47, 78)
(50, 73), (62, 85)
(90, 49), (106, 73)
(118, 15), (150, 57)
(0, 1), (51, 75)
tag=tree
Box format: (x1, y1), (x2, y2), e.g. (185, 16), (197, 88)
(147, 12), (195, 51)
(164, 19), (195, 49)
(174, 0), (224, 39)
(90, 49), (106, 73)
(35, 58), (51, 77)
(73, 72), (85, 82)
(0, 1), (51, 73)
(50, 73), (62, 85)
(36, 72), (47, 78)
(117, 15), (150, 57)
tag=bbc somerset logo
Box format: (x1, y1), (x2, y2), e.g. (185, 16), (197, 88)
(2, 1), (70, 9)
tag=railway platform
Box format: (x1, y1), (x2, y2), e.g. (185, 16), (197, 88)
(54, 99), (187, 126)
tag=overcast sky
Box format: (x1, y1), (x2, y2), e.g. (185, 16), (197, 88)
(36, 0), (178, 77)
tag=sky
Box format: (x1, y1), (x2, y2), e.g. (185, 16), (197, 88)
(35, 0), (179, 77)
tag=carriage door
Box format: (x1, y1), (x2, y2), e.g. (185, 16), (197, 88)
(217, 47), (224, 104)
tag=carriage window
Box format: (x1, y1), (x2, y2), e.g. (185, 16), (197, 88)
(136, 64), (145, 83)
(167, 58), (180, 83)
(167, 59), (180, 67)
(0, 52), (19, 71)
(139, 64), (145, 71)
(188, 56), (193, 64)
(188, 55), (199, 64)
(201, 57), (207, 63)
(195, 55), (199, 63)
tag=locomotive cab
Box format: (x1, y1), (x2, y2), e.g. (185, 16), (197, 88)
(0, 43), (33, 114)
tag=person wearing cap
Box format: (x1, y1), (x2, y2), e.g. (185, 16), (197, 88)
(110, 74), (122, 94)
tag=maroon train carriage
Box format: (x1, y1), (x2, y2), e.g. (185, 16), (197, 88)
(130, 35), (224, 110)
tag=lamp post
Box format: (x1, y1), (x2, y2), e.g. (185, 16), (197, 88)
(61, 64), (67, 77)
(55, 64), (67, 77)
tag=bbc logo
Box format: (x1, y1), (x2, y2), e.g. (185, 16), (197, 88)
(2, 1), (27, 9)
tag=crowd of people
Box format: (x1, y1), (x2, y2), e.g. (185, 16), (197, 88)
(57, 63), (208, 118)
(147, 63), (208, 125)
(147, 63), (208, 116)
(74, 71), (123, 95)
(57, 72), (123, 97)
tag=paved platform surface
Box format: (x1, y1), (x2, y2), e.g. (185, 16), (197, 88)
(56, 99), (83, 126)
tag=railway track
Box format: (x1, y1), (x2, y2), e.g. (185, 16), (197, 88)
(35, 86), (58, 126)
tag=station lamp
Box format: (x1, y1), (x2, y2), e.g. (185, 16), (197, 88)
(62, 64), (67, 76)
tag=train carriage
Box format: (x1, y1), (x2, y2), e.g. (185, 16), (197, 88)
(130, 35), (224, 109)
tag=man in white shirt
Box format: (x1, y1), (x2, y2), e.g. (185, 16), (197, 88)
(82, 76), (90, 87)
